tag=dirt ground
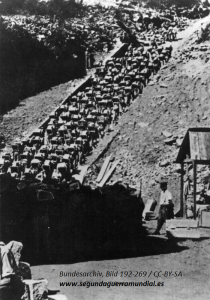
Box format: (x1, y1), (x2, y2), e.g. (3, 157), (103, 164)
(31, 228), (210, 300)
(29, 16), (210, 300)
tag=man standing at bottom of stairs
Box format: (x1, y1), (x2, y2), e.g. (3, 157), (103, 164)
(151, 177), (174, 235)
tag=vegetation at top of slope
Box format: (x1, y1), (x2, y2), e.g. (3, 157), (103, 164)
(0, 0), (84, 19)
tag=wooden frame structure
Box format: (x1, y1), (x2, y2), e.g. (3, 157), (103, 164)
(175, 127), (210, 220)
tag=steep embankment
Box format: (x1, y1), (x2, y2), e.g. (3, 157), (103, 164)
(86, 16), (210, 212)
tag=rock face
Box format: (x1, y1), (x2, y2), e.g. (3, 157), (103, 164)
(22, 279), (48, 300)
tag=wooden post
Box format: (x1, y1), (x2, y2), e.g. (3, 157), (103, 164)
(180, 163), (184, 218)
(183, 163), (189, 219)
(193, 160), (197, 220)
(85, 51), (88, 70)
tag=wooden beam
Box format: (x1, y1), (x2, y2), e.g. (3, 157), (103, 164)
(194, 160), (210, 165)
(182, 159), (210, 164)
(104, 162), (112, 176)
(96, 154), (112, 183)
(97, 160), (120, 188)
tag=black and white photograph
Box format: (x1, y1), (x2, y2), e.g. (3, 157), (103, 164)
(0, 0), (210, 299)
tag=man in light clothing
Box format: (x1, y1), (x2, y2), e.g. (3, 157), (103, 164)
(151, 177), (174, 235)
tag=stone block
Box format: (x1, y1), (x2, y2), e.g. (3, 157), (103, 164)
(159, 160), (170, 167)
(164, 137), (176, 145)
(161, 130), (172, 138)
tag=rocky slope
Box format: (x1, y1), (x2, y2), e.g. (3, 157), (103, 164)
(1, 16), (210, 213)
(85, 16), (210, 212)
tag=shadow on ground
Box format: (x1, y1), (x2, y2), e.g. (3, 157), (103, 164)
(1, 182), (188, 267)
(28, 232), (189, 267)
